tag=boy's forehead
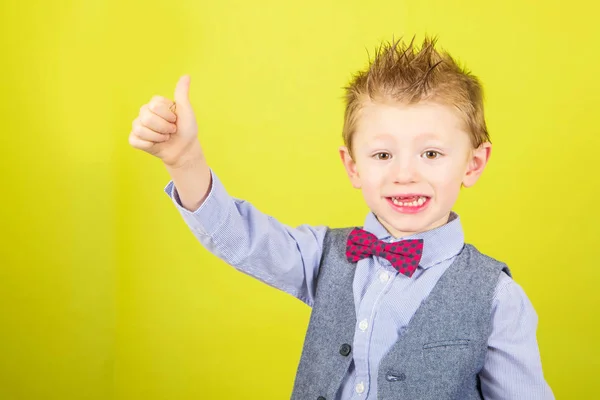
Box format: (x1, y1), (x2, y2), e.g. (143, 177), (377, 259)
(355, 101), (466, 141)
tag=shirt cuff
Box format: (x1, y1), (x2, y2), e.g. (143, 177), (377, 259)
(163, 168), (230, 236)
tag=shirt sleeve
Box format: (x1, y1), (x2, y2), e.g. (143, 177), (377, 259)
(479, 272), (555, 399)
(163, 168), (328, 306)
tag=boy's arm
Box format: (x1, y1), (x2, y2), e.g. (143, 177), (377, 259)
(128, 76), (327, 306)
(479, 273), (555, 399)
(164, 166), (327, 306)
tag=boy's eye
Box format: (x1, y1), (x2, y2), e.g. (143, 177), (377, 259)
(374, 152), (391, 160)
(422, 150), (441, 159)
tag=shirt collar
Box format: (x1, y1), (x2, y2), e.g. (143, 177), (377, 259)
(362, 211), (465, 269)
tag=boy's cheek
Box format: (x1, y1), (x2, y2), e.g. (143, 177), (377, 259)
(357, 171), (382, 190)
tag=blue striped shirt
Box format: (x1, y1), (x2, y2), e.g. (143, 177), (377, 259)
(164, 169), (554, 399)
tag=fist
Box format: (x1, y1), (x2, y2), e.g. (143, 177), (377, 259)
(129, 75), (201, 167)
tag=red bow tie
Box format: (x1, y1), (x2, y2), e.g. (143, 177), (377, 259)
(345, 228), (424, 278)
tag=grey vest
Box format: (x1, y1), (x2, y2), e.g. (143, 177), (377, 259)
(291, 227), (511, 400)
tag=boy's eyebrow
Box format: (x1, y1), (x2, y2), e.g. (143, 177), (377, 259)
(368, 133), (396, 141)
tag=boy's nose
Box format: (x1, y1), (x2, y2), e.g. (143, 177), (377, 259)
(391, 160), (418, 184)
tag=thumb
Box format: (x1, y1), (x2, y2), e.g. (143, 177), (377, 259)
(174, 75), (191, 106)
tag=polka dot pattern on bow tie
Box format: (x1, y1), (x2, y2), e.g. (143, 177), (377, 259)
(345, 228), (424, 278)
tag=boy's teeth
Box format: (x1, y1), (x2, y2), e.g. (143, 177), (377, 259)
(391, 196), (427, 207)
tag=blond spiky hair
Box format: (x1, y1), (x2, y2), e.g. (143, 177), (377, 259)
(343, 36), (490, 156)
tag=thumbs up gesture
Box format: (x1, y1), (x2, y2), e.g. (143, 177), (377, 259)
(129, 75), (203, 168)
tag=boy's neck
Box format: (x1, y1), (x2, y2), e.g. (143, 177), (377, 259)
(376, 212), (453, 239)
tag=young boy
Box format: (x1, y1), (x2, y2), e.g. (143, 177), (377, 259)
(129, 38), (554, 399)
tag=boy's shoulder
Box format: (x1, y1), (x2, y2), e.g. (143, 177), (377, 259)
(463, 242), (513, 279)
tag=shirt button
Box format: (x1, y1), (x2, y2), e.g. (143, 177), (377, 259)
(379, 271), (390, 282)
(355, 382), (365, 394)
(358, 319), (368, 332)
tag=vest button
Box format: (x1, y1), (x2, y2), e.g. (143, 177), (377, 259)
(317, 397), (326, 400)
(339, 343), (352, 356)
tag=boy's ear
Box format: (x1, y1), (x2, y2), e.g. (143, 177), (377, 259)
(339, 146), (362, 189)
(462, 142), (492, 188)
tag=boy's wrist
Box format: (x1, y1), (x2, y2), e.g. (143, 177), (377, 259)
(163, 143), (205, 171)
(163, 143), (212, 212)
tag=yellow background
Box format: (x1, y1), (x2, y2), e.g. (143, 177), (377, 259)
(1, 0), (599, 398)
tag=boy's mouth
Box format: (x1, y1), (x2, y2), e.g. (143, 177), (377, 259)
(389, 195), (428, 207)
(386, 195), (431, 213)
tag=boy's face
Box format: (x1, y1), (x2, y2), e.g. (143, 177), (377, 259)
(340, 101), (491, 238)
